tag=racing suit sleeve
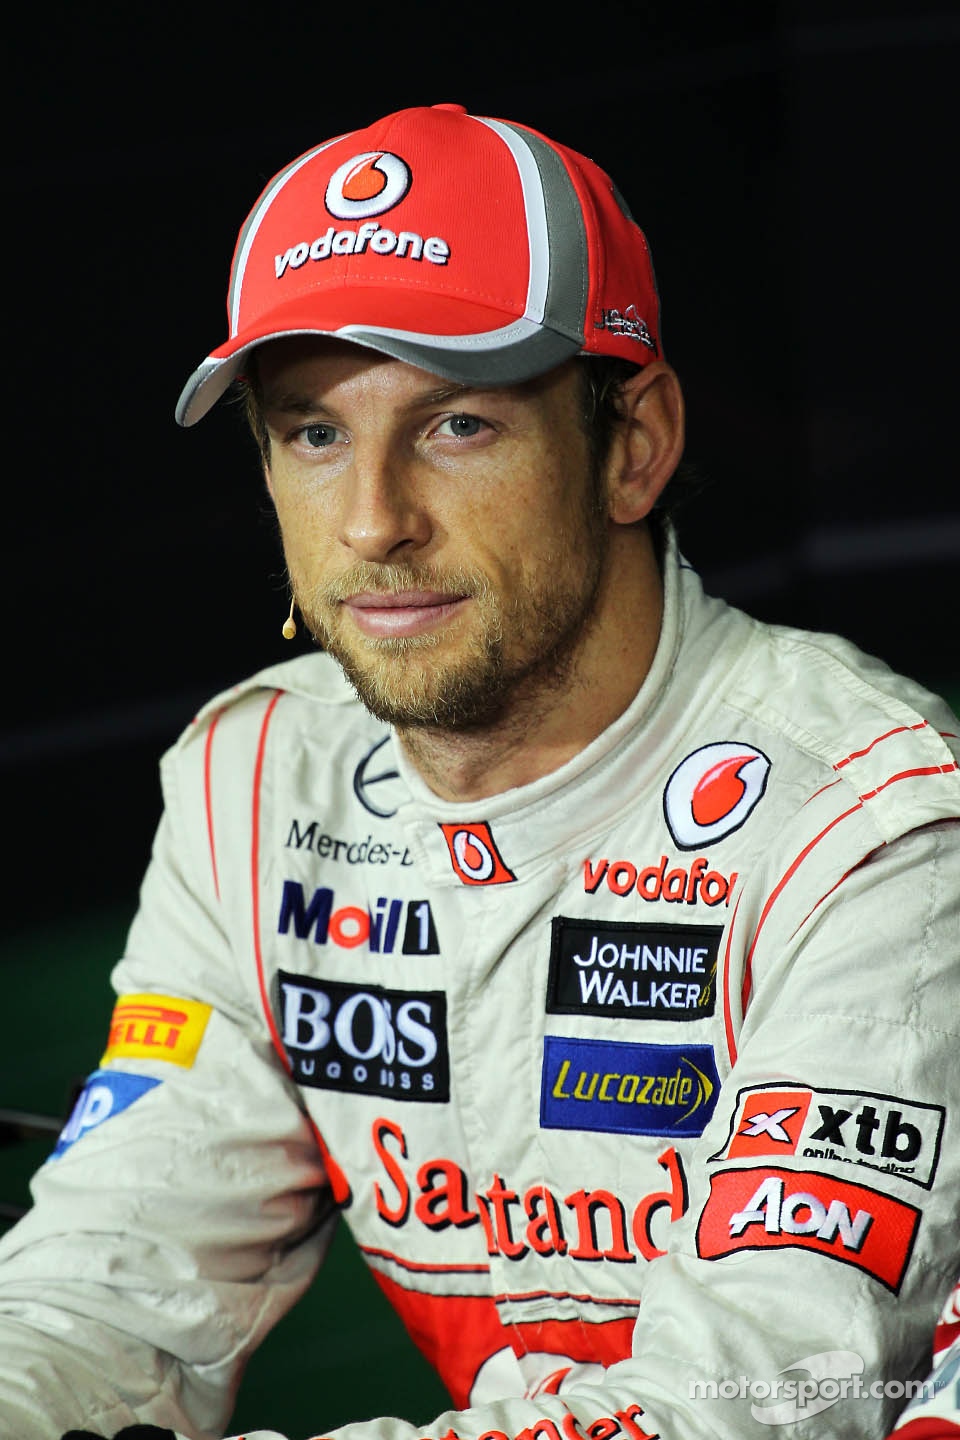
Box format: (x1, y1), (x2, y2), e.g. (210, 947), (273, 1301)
(0, 781), (336, 1439)
(222, 818), (955, 1440)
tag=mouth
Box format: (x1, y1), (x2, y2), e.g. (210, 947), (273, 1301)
(342, 589), (471, 638)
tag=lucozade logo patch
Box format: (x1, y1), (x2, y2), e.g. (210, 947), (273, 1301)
(541, 1036), (719, 1137)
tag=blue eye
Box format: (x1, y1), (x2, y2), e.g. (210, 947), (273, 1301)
(302, 423), (339, 448)
(439, 414), (483, 438)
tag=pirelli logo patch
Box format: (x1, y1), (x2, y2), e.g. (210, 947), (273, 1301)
(100, 994), (212, 1069)
(547, 917), (720, 1020)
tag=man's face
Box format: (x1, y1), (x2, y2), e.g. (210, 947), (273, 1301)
(259, 338), (612, 730)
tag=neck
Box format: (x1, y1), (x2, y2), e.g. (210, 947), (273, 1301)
(397, 524), (664, 802)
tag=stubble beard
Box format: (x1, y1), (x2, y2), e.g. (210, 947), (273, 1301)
(294, 482), (610, 734)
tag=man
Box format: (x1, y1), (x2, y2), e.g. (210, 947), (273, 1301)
(0, 102), (957, 1440)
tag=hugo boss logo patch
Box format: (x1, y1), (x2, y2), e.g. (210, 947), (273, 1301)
(547, 917), (721, 1021)
(278, 972), (449, 1102)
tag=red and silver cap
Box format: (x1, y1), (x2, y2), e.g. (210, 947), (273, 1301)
(176, 103), (662, 426)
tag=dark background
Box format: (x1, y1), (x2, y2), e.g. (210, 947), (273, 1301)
(6, 1), (958, 923)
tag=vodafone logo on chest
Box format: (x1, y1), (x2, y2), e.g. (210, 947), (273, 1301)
(664, 741), (771, 849)
(325, 151), (411, 219)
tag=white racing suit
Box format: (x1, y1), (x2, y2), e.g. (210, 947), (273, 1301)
(1, 532), (958, 1440)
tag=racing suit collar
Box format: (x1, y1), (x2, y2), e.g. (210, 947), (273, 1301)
(389, 523), (751, 884)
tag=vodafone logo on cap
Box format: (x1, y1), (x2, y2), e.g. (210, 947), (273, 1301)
(439, 822), (516, 886)
(325, 151), (412, 220)
(664, 742), (770, 850)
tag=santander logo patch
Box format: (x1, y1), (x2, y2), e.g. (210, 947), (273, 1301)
(325, 151), (412, 220)
(664, 742), (770, 849)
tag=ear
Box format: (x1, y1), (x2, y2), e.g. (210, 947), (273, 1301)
(605, 361), (685, 525)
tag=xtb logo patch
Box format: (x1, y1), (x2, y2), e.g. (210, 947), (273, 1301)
(664, 742), (770, 848)
(439, 822), (516, 886)
(724, 1089), (814, 1154)
(740, 1107), (803, 1142)
(710, 1084), (945, 1189)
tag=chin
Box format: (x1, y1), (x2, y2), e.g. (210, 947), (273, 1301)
(338, 649), (508, 731)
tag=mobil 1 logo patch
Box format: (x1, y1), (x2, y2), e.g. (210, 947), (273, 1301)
(278, 971), (449, 1102)
(547, 917), (721, 1021)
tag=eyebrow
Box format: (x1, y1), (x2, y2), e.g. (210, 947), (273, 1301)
(261, 380), (491, 417)
(261, 390), (333, 416)
(410, 382), (476, 408)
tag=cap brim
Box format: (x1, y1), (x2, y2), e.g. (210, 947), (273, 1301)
(175, 288), (582, 426)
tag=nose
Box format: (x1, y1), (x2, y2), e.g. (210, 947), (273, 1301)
(337, 447), (432, 562)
